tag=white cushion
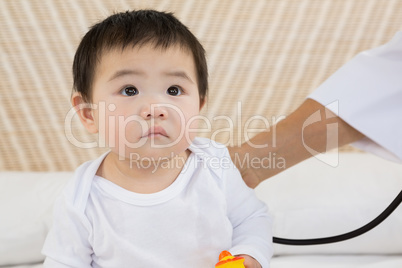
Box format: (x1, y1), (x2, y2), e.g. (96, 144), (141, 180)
(255, 152), (402, 255)
(0, 172), (72, 266)
(270, 254), (402, 268)
(1, 153), (402, 265)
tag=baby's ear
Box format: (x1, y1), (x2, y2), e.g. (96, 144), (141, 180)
(71, 92), (98, 134)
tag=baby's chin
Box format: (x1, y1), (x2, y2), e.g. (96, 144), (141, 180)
(110, 143), (191, 163)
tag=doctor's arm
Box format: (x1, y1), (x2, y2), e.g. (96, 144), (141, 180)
(230, 32), (402, 188)
(229, 98), (363, 188)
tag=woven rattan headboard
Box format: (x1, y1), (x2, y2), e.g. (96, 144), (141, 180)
(1, 0), (401, 171)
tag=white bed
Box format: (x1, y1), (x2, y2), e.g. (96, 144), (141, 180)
(1, 152), (401, 267)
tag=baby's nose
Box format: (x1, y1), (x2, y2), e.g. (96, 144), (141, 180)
(140, 104), (168, 120)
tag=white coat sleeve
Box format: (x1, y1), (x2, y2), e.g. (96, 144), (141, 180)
(222, 149), (274, 267)
(308, 32), (402, 163)
(41, 192), (93, 267)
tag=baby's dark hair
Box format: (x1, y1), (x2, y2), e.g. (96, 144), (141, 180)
(72, 10), (208, 105)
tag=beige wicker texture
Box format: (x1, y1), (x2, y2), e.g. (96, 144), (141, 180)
(1, 0), (402, 171)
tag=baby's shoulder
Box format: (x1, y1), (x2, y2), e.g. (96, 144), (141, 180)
(190, 137), (231, 159)
(189, 137), (236, 180)
(62, 152), (108, 212)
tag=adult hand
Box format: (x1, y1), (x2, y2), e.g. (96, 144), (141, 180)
(229, 99), (363, 188)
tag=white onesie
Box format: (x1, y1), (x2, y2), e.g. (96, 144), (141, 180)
(42, 137), (273, 267)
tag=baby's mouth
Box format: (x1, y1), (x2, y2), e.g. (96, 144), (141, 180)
(142, 126), (168, 138)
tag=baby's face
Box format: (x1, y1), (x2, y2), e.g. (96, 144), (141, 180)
(90, 44), (201, 160)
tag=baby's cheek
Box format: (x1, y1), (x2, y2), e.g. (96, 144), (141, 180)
(92, 110), (108, 146)
(185, 112), (203, 141)
(99, 111), (147, 149)
(187, 117), (197, 133)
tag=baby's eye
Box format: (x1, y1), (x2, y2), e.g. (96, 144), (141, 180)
(120, 86), (138, 96)
(166, 86), (183, 96)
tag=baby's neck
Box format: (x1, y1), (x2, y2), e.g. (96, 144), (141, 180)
(96, 150), (191, 194)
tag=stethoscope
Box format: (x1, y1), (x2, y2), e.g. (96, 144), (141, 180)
(273, 189), (402, 245)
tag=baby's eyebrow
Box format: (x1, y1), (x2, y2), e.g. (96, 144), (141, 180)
(107, 69), (144, 82)
(107, 69), (195, 84)
(163, 71), (195, 84)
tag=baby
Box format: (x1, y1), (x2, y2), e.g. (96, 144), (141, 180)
(42, 10), (272, 267)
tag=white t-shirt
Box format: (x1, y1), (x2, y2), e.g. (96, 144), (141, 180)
(308, 32), (402, 163)
(42, 137), (273, 268)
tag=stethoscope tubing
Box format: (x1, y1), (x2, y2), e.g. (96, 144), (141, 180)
(273, 189), (402, 245)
